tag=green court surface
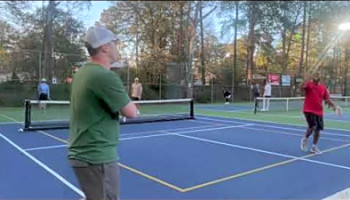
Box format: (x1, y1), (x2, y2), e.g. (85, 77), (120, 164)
(2, 102), (349, 131)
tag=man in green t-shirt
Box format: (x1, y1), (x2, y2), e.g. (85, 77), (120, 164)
(68, 26), (137, 200)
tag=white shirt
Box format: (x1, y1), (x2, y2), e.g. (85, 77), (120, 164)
(131, 82), (142, 98)
(264, 83), (271, 96)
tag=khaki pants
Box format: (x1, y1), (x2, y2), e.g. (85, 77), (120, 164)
(69, 159), (120, 200)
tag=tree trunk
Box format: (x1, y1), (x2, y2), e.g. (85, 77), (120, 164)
(232, 1), (238, 99)
(305, 2), (312, 72)
(200, 1), (205, 85)
(247, 2), (257, 84)
(43, 1), (57, 81)
(297, 1), (307, 77)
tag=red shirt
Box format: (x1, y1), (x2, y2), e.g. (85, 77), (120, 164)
(302, 81), (330, 116)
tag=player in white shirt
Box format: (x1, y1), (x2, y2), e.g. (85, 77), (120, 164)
(262, 79), (271, 111)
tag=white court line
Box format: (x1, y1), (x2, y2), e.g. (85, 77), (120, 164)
(0, 132), (84, 198)
(241, 126), (350, 143)
(197, 116), (350, 137)
(120, 123), (222, 137)
(24, 144), (68, 152)
(171, 132), (350, 171)
(258, 112), (350, 123)
(197, 115), (350, 132)
(121, 124), (254, 141)
(120, 118), (246, 138)
(0, 121), (22, 125)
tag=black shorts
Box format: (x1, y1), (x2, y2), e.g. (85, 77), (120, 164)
(39, 93), (48, 100)
(131, 97), (140, 101)
(304, 112), (324, 131)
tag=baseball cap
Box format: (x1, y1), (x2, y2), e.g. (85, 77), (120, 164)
(85, 26), (118, 48)
(41, 78), (46, 82)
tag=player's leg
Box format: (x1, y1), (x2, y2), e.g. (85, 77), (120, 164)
(310, 115), (323, 154)
(266, 97), (270, 111)
(301, 112), (314, 152)
(262, 97), (266, 111)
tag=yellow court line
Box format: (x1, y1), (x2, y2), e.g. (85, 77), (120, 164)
(0, 114), (69, 144)
(35, 130), (185, 192)
(0, 112), (186, 192)
(118, 163), (185, 192)
(182, 142), (350, 192)
(38, 130), (69, 144)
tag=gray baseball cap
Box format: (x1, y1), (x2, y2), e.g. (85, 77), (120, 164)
(85, 26), (118, 48)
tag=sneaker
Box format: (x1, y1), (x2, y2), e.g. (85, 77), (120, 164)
(300, 138), (308, 152)
(225, 102), (229, 104)
(310, 146), (322, 154)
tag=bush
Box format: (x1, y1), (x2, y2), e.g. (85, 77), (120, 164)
(0, 81), (71, 107)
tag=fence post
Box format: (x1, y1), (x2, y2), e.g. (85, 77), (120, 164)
(159, 74), (162, 100)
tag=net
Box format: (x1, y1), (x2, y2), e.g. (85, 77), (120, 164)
(254, 97), (304, 112)
(23, 98), (194, 131)
(254, 96), (350, 113)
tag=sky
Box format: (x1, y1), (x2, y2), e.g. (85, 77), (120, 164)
(82, 1), (111, 28)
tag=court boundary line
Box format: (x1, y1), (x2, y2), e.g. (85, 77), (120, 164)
(181, 142), (350, 192)
(120, 123), (223, 138)
(247, 112), (350, 123)
(241, 126), (350, 143)
(0, 132), (85, 197)
(0, 114), (22, 124)
(197, 113), (350, 132)
(172, 132), (350, 171)
(195, 118), (350, 142)
(24, 144), (68, 152)
(197, 116), (350, 135)
(120, 124), (254, 141)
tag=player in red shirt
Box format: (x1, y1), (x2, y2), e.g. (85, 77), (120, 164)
(300, 72), (337, 154)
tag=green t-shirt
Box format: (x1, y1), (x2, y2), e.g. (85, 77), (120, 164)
(68, 62), (130, 164)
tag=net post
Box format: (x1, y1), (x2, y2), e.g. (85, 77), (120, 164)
(190, 98), (194, 119)
(286, 99), (289, 111)
(24, 99), (31, 131)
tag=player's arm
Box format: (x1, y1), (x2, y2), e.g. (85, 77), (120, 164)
(121, 102), (138, 118)
(300, 73), (311, 91)
(47, 86), (51, 99)
(139, 84), (142, 99)
(324, 90), (336, 111)
(96, 73), (138, 119)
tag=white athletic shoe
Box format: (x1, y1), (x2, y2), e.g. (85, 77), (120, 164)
(310, 145), (322, 154)
(300, 138), (308, 152)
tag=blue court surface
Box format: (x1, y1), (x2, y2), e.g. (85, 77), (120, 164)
(1, 115), (350, 199)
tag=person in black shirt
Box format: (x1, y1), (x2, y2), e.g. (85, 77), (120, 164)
(223, 88), (232, 104)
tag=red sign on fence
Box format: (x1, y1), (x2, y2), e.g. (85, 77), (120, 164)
(267, 74), (280, 86)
